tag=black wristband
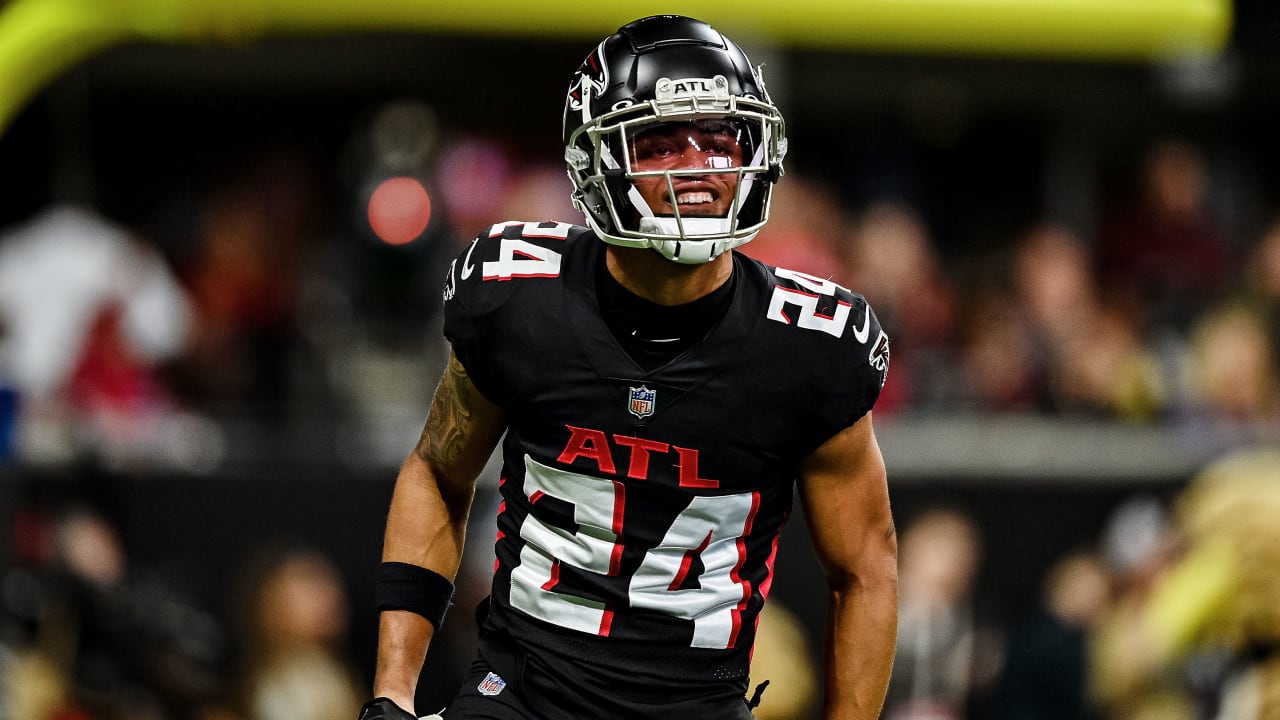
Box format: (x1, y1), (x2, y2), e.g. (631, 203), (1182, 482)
(358, 697), (416, 720)
(376, 561), (455, 630)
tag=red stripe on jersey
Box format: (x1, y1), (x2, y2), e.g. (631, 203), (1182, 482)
(599, 608), (614, 636)
(776, 287), (819, 300)
(729, 608), (743, 650)
(488, 222), (517, 237)
(609, 480), (626, 575)
(757, 531), (782, 601)
(494, 483), (507, 575)
(726, 491), (761, 648)
(529, 490), (545, 504)
(668, 530), (714, 591)
(542, 559), (560, 591)
(488, 272), (560, 281)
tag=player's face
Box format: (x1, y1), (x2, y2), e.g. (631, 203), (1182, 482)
(628, 119), (745, 218)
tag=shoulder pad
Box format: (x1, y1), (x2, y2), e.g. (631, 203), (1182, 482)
(442, 221), (586, 304)
(440, 221), (589, 396)
(763, 265), (889, 386)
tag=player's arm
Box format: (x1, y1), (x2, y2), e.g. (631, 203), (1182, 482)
(796, 411), (897, 720)
(371, 350), (505, 715)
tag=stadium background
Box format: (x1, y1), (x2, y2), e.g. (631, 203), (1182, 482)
(1, 1), (1277, 718)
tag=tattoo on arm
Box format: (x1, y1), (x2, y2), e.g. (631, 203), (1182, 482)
(415, 354), (479, 469)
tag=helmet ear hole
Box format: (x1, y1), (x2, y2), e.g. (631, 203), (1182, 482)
(562, 15), (786, 264)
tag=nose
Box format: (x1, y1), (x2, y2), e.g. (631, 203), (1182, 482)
(675, 144), (708, 169)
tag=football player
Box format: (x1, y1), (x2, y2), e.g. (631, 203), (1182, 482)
(360, 15), (897, 720)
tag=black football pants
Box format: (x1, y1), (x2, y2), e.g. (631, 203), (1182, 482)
(440, 653), (757, 720)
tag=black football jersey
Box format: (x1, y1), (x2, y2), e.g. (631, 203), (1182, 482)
(441, 221), (888, 717)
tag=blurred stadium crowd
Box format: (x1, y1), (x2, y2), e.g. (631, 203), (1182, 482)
(2, 9), (1280, 720)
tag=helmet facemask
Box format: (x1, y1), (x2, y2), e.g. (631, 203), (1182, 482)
(566, 73), (787, 264)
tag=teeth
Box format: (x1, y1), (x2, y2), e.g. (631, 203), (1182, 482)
(675, 191), (714, 205)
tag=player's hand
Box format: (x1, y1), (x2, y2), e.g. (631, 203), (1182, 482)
(358, 698), (418, 720)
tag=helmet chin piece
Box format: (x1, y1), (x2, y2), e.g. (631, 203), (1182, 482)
(636, 216), (733, 237)
(637, 217), (743, 264)
(649, 229), (761, 264)
(582, 210), (759, 264)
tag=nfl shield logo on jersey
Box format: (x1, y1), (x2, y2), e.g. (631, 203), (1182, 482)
(628, 385), (657, 419)
(477, 671), (506, 697)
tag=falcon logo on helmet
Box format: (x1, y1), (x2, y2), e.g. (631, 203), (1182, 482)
(566, 43), (611, 120)
(562, 15), (787, 265)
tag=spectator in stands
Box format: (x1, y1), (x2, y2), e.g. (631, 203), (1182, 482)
(956, 283), (1042, 413)
(1052, 307), (1164, 423)
(0, 205), (195, 467)
(1001, 550), (1111, 720)
(884, 507), (1004, 720)
(228, 544), (364, 720)
(1236, 217), (1280, 374)
(1146, 214), (1280, 439)
(1092, 450), (1280, 719)
(172, 152), (321, 415)
(1183, 303), (1278, 425)
(1170, 449), (1280, 719)
(982, 221), (1166, 421)
(1097, 138), (1232, 335)
(0, 502), (228, 720)
(1089, 495), (1195, 720)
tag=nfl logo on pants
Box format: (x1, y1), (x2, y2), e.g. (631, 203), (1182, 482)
(628, 385), (656, 419)
(477, 671), (506, 696)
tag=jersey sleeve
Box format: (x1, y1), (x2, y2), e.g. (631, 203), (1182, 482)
(801, 288), (889, 447)
(441, 221), (578, 403)
(441, 231), (512, 402)
(837, 292), (890, 425)
(757, 263), (890, 456)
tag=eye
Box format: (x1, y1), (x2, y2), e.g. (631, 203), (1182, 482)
(633, 135), (680, 162)
(704, 135), (742, 160)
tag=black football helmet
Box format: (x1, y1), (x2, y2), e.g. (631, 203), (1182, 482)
(563, 15), (787, 264)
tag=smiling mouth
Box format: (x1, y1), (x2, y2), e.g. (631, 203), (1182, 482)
(669, 190), (722, 214)
(676, 191), (714, 205)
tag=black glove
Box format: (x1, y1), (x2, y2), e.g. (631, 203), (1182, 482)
(358, 698), (417, 720)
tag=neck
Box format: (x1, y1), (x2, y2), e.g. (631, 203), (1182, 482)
(605, 245), (733, 306)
